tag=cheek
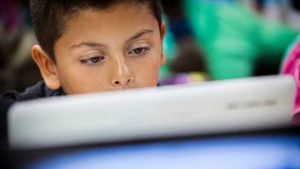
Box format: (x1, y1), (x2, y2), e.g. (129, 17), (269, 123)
(57, 64), (110, 94)
(131, 54), (162, 85)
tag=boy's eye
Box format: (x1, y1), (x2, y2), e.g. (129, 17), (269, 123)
(80, 56), (105, 64)
(129, 47), (149, 55)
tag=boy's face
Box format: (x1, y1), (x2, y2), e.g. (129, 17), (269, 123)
(33, 3), (166, 94)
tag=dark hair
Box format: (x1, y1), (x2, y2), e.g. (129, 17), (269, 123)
(29, 0), (162, 61)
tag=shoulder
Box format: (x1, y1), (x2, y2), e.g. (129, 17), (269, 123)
(0, 81), (65, 115)
(1, 81), (65, 101)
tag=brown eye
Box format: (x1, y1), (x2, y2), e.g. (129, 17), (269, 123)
(90, 57), (100, 63)
(129, 47), (150, 55)
(133, 48), (144, 54)
(81, 56), (105, 64)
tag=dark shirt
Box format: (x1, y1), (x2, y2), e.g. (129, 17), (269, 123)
(0, 81), (64, 148)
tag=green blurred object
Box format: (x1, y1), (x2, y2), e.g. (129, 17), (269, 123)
(183, 0), (298, 80)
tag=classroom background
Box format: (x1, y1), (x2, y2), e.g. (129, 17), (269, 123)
(1, 0), (300, 93)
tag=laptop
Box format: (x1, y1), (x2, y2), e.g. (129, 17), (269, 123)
(3, 75), (299, 169)
(7, 75), (295, 150)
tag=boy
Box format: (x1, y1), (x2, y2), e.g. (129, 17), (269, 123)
(1, 0), (165, 147)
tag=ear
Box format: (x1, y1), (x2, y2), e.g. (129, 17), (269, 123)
(31, 45), (61, 90)
(160, 22), (167, 66)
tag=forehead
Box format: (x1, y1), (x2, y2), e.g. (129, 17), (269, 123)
(56, 2), (159, 48)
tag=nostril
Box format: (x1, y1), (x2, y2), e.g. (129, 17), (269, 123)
(113, 77), (134, 86)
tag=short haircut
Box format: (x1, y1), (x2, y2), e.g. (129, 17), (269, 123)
(29, 0), (162, 61)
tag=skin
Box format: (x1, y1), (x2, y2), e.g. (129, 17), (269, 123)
(32, 2), (166, 95)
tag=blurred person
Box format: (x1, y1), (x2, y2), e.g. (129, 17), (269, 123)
(281, 33), (300, 125)
(185, 0), (298, 80)
(0, 0), (24, 84)
(160, 0), (209, 85)
(0, 0), (40, 93)
(163, 0), (298, 80)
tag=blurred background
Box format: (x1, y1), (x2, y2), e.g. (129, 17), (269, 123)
(1, 0), (300, 93)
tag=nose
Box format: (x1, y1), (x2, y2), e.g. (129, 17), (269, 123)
(110, 57), (134, 87)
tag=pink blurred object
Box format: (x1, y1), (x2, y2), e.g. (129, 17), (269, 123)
(281, 37), (300, 125)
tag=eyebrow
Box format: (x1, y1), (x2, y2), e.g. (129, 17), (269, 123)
(69, 29), (154, 50)
(69, 41), (107, 50)
(126, 29), (154, 43)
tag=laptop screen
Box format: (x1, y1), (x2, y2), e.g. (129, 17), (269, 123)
(9, 127), (300, 169)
